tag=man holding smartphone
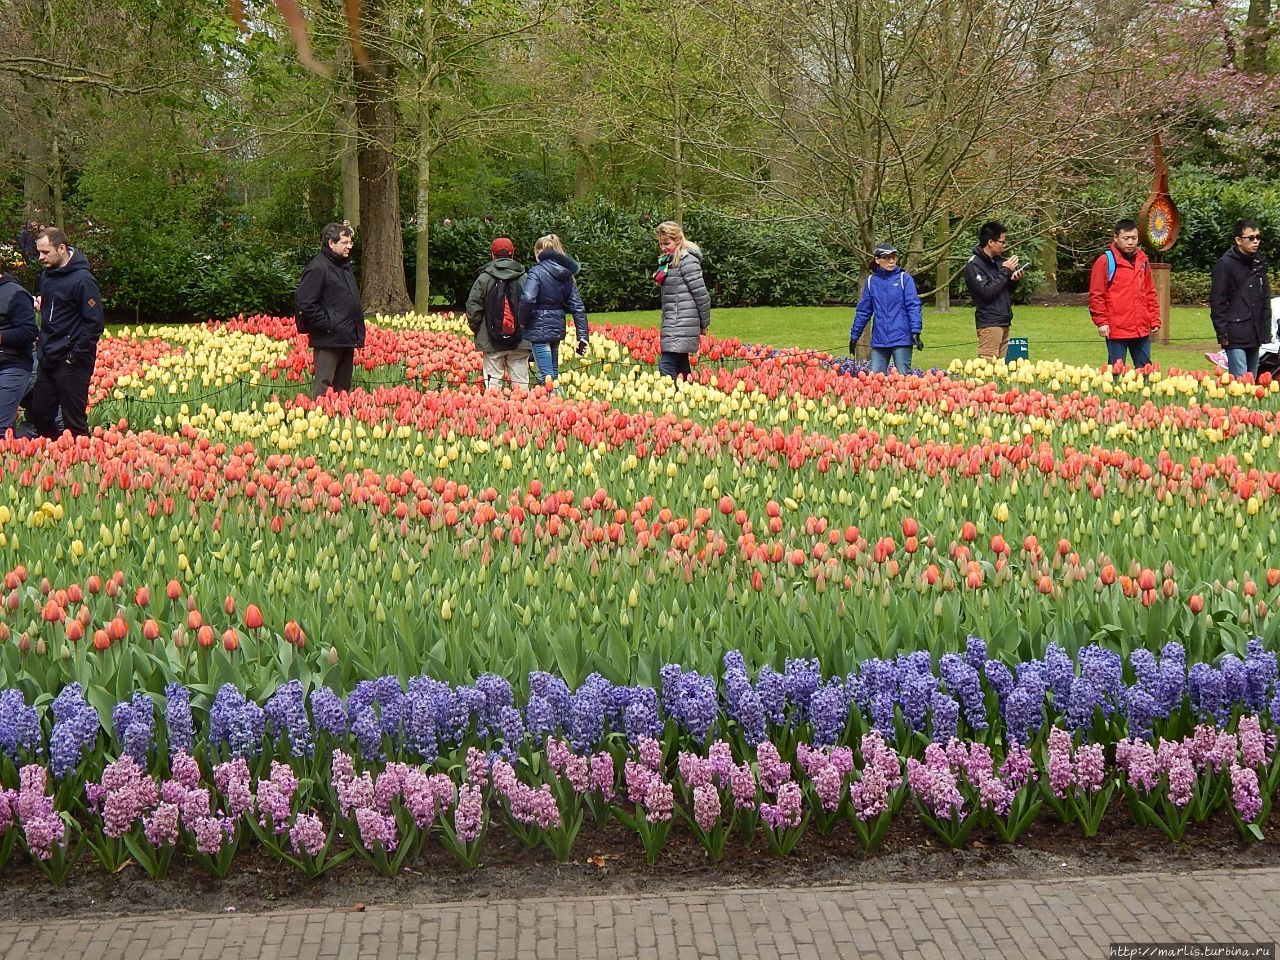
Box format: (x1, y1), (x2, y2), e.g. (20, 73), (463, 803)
(963, 221), (1026, 361)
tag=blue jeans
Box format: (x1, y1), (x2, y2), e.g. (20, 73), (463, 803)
(869, 346), (914, 374)
(658, 352), (693, 379)
(1106, 336), (1151, 368)
(530, 341), (560, 386)
(1227, 346), (1260, 378)
(0, 366), (29, 434)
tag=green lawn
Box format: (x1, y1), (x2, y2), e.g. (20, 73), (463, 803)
(599, 305), (1221, 372)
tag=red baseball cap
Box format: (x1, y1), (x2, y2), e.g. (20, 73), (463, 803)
(490, 237), (515, 258)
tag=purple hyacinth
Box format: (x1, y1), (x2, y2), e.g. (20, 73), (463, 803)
(264, 681), (313, 758)
(1065, 677), (1102, 737)
(898, 671), (936, 736)
(475, 674), (514, 729)
(929, 693), (960, 745)
(308, 686), (347, 738)
(528, 671), (571, 727)
(525, 695), (558, 741)
(50, 683), (100, 779)
(964, 635), (988, 673)
(1188, 664), (1229, 725)
(1043, 644), (1075, 707)
(1078, 645), (1123, 718)
(623, 687), (663, 745)
(0, 689), (42, 760)
(755, 666), (787, 725)
(723, 652), (767, 746)
(402, 678), (440, 764)
(350, 707), (385, 760)
(1125, 686), (1159, 742)
(208, 684), (265, 759)
(567, 675), (612, 752)
(112, 693), (156, 767)
(1003, 685), (1042, 746)
(1244, 639), (1277, 714)
(983, 660), (1015, 710)
(163, 683), (194, 757)
(783, 657), (822, 721)
(808, 681), (848, 748)
(940, 653), (988, 732)
(495, 706), (526, 760)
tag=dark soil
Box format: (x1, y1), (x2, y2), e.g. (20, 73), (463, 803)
(3, 809), (1278, 922)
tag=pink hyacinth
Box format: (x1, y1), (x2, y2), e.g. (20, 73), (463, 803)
(179, 786), (212, 825)
(454, 783), (484, 842)
(1166, 749), (1196, 808)
(21, 813), (65, 861)
(289, 812), (327, 857)
(944, 739), (970, 774)
(170, 752), (202, 789)
(829, 747), (854, 778)
(678, 751), (712, 789)
(795, 743), (821, 778)
(978, 772), (1013, 816)
(465, 747), (489, 787)
(0, 791), (12, 834)
(811, 761), (845, 812)
(963, 742), (995, 784)
(1000, 743), (1034, 792)
(335, 770), (375, 817)
(374, 763), (409, 813)
(860, 732), (902, 790)
(729, 762), (756, 810)
(191, 815), (231, 856)
(213, 758), (253, 818)
(94, 756), (160, 838)
(638, 737), (663, 772)
(564, 755), (590, 794)
(546, 738), (571, 774)
(402, 769), (442, 828)
(330, 750), (355, 784)
(1206, 732), (1237, 774)
(708, 741), (734, 779)
(1239, 716), (1270, 769)
(1231, 763), (1263, 823)
(491, 759), (518, 798)
(143, 802), (180, 847)
(1114, 739), (1132, 771)
(589, 753), (615, 799)
(1073, 743), (1106, 794)
(760, 780), (803, 829)
(625, 759), (654, 805)
(692, 783), (721, 831)
(850, 765), (889, 821)
(12, 765), (65, 861)
(756, 742), (792, 795)
(355, 806), (397, 851)
(1046, 727), (1075, 799)
(1189, 724), (1217, 768)
(906, 756), (963, 819)
(643, 778), (674, 823)
(1122, 739), (1161, 791)
(257, 763), (298, 831)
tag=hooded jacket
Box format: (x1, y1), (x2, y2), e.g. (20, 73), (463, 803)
(1210, 245), (1272, 349)
(0, 274), (38, 372)
(1088, 244), (1161, 341)
(465, 258), (529, 352)
(37, 248), (105, 365)
(963, 245), (1019, 329)
(295, 246), (366, 350)
(659, 246), (711, 353)
(850, 264), (922, 349)
(517, 250), (589, 345)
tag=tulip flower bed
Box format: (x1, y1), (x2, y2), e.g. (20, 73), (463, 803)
(0, 310), (1279, 882)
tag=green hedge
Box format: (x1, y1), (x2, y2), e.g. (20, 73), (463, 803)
(420, 201), (854, 311)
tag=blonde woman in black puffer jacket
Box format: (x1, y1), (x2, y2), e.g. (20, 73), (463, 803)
(654, 221), (711, 380)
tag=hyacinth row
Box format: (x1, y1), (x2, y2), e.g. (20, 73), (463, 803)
(2, 718), (1278, 886)
(4, 639), (1280, 780)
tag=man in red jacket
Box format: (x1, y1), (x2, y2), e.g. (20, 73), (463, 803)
(1088, 218), (1161, 369)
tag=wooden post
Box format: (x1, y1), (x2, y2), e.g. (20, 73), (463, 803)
(1150, 261), (1171, 344)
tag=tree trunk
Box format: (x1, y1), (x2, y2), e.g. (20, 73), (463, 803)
(1243, 0), (1271, 73)
(354, 1), (411, 316)
(415, 91), (432, 315)
(572, 130), (597, 200)
(672, 127), (685, 223)
(1038, 230), (1059, 296)
(934, 214), (951, 311)
(340, 97), (361, 230)
(51, 135), (64, 229)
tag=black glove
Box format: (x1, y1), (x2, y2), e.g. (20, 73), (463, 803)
(849, 338), (857, 354)
(1219, 337), (1230, 349)
(575, 338), (588, 357)
(913, 334), (924, 351)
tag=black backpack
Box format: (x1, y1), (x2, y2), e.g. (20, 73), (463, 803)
(482, 275), (524, 350)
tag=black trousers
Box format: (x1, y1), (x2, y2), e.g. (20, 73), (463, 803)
(30, 355), (94, 438)
(312, 347), (354, 398)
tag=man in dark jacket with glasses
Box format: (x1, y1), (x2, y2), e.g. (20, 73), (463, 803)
(296, 223), (366, 398)
(1210, 220), (1271, 378)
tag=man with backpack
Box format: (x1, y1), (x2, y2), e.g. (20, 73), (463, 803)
(1088, 218), (1160, 369)
(296, 223), (365, 398)
(466, 238), (530, 390)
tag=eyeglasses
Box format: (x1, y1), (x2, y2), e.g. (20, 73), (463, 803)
(876, 253), (898, 260)
(1240, 234), (1262, 241)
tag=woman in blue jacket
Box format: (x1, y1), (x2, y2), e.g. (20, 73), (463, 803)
(848, 243), (923, 375)
(517, 234), (590, 388)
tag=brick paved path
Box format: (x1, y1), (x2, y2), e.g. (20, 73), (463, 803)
(1, 867), (1277, 959)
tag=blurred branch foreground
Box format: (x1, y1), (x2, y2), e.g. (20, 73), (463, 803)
(231, 0), (367, 74)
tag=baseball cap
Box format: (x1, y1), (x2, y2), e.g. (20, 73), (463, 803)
(873, 243), (898, 258)
(490, 237), (515, 258)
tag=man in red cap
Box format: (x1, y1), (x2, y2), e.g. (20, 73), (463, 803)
(465, 238), (530, 389)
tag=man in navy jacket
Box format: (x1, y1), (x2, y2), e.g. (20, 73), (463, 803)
(30, 228), (104, 438)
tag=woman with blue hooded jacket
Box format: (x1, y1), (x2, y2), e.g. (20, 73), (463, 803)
(517, 234), (589, 387)
(848, 242), (923, 375)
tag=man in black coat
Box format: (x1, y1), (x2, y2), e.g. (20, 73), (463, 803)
(1210, 219), (1271, 379)
(963, 221), (1028, 362)
(296, 223), (366, 398)
(30, 227), (104, 438)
